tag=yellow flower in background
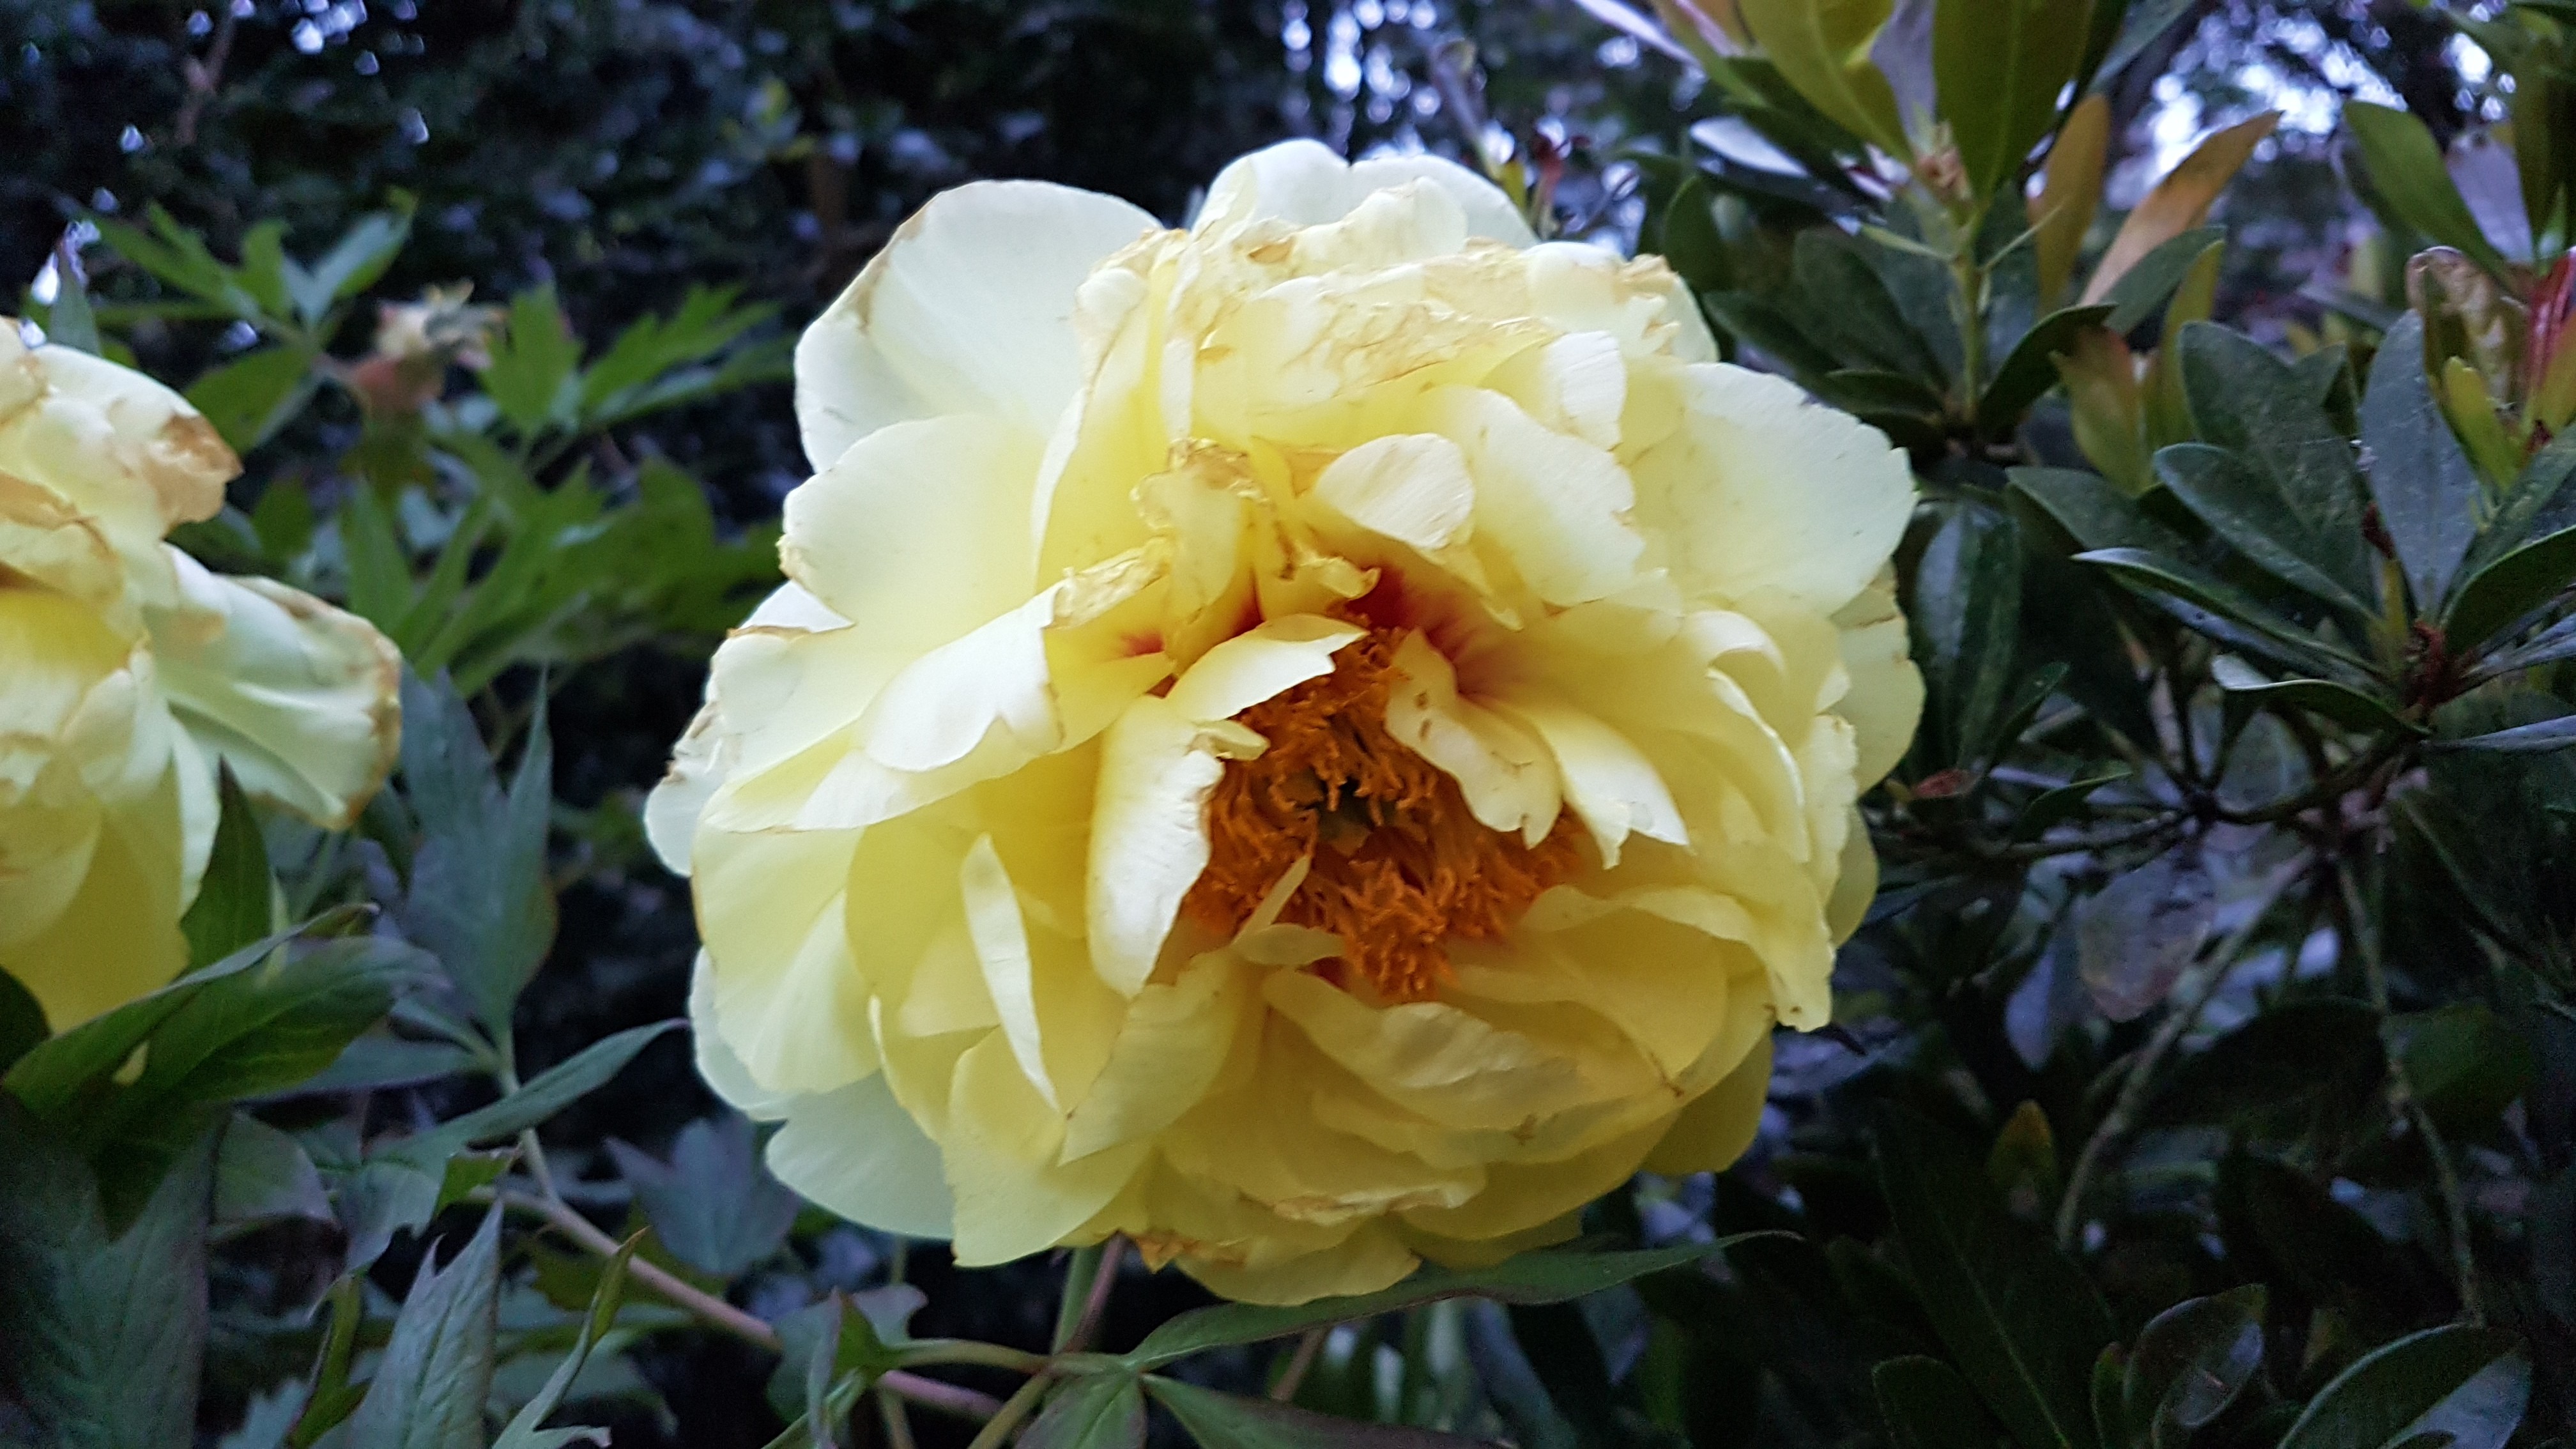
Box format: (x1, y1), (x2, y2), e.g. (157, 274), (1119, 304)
(0, 326), (401, 1031)
(652, 141), (1921, 1304)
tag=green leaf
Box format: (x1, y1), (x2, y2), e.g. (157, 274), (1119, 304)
(344, 1208), (505, 1449)
(1735, 0), (1913, 159)
(2074, 843), (2214, 1022)
(181, 770), (277, 969)
(0, 1101), (216, 1449)
(2099, 228), (2225, 334)
(1911, 502), (2024, 767)
(2343, 103), (2514, 280)
(2074, 547), (2370, 681)
(484, 286), (581, 436)
(606, 1113), (801, 1278)
(43, 251), (103, 354)
(395, 672), (558, 1033)
(2464, 434), (2576, 580)
(1123, 1237), (1779, 1369)
(2208, 656), (2419, 736)
(2361, 314), (2483, 614)
(1023, 1372), (1147, 1449)
(1657, 176), (1731, 297)
(1933, 0), (2095, 203)
(2391, 1003), (2540, 1133)
(187, 346), (319, 453)
(1876, 1355), (2007, 1449)
(1701, 291), (1846, 380)
(1981, 305), (2115, 434)
(2153, 446), (2370, 613)
(2446, 523), (2576, 657)
(2431, 715), (2576, 753)
(0, 970), (43, 1075)
(383, 1020), (683, 1170)
(1874, 1104), (2113, 1449)
(1145, 1377), (1493, 1449)
(2176, 325), (2376, 597)
(213, 1114), (333, 1227)
(291, 206), (413, 325)
(1793, 229), (1948, 383)
(91, 206), (254, 317)
(2009, 466), (2193, 555)
(2120, 1287), (2265, 1449)
(338, 483), (415, 631)
(2275, 1325), (2528, 1449)
(491, 1226), (632, 1449)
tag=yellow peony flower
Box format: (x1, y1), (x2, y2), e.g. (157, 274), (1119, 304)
(650, 142), (1921, 1303)
(0, 325), (401, 1031)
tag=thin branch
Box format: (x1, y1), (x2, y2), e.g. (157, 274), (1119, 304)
(2055, 861), (2303, 1248)
(1062, 1238), (1124, 1356)
(962, 1372), (1054, 1449)
(2334, 857), (2483, 1324)
(491, 1190), (1008, 1419)
(1271, 1328), (1329, 1403)
(877, 1387), (918, 1449)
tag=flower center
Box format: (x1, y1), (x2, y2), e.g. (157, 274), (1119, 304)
(1180, 628), (1580, 1002)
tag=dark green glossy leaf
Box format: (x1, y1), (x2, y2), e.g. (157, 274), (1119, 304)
(2276, 1325), (2527, 1449)
(181, 769), (276, 970)
(344, 1208), (505, 1449)
(2392, 1003), (2540, 1131)
(2010, 467), (2193, 555)
(1934, 0), (2095, 203)
(2121, 1287), (2265, 1449)
(2208, 656), (2419, 735)
(2446, 523), (2576, 656)
(2177, 324), (2372, 588)
(2090, 0), (2195, 85)
(2475, 613), (2576, 678)
(2012, 770), (2130, 841)
(0, 969), (46, 1075)
(2362, 314), (2483, 613)
(2156, 443), (2373, 615)
(1701, 291), (1846, 381)
(2099, 228), (2224, 334)
(2149, 999), (2385, 1126)
(1877, 1354), (2005, 1449)
(2464, 434), (2576, 578)
(2342, 104), (2514, 280)
(1795, 229), (1949, 382)
(2075, 547), (2368, 680)
(1023, 1372), (1147, 1449)
(1912, 502), (2024, 767)
(0, 1101), (215, 1449)
(1981, 305), (2116, 433)
(1657, 176), (1731, 297)
(2431, 715), (2576, 753)
(1875, 1105), (2113, 1449)
(1124, 1237), (1779, 1369)
(1145, 1377), (1492, 1449)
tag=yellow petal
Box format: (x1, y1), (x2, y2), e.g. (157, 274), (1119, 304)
(1423, 385), (1643, 608)
(1199, 138), (1533, 247)
(693, 826), (878, 1095)
(766, 1071), (958, 1240)
(1263, 970), (1584, 1132)
(1061, 949), (1255, 1161)
(1487, 692), (1687, 868)
(1, 767), (190, 1031)
(1642, 1033), (1774, 1176)
(686, 951), (795, 1121)
(1381, 632), (1561, 843)
(794, 181), (1158, 469)
(942, 1033), (1148, 1266)
(148, 553), (400, 831)
(1085, 694), (1258, 997)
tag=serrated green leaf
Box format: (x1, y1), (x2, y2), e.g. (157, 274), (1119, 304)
(187, 346), (319, 453)
(293, 206), (412, 325)
(484, 287), (581, 436)
(344, 1208), (505, 1449)
(213, 1114), (332, 1227)
(381, 1020), (682, 1170)
(606, 1113), (800, 1279)
(491, 1229), (632, 1449)
(0, 1103), (217, 1449)
(1023, 1372), (1147, 1449)
(395, 671), (557, 1032)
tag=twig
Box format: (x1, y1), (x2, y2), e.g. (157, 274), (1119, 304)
(1051, 1243), (1105, 1353)
(1270, 1328), (1328, 1403)
(492, 1190), (1008, 1418)
(2055, 861), (2303, 1248)
(2333, 859), (2483, 1323)
(175, 5), (237, 146)
(877, 1386), (918, 1449)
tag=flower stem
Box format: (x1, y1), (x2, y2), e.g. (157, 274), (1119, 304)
(1271, 1328), (1328, 1403)
(963, 1372), (1054, 1449)
(1052, 1238), (1124, 1353)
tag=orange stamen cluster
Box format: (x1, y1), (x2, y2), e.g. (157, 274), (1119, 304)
(1181, 629), (1579, 1002)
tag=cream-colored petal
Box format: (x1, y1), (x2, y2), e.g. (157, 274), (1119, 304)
(1422, 386), (1643, 608)
(1489, 693), (1686, 868)
(0, 326), (234, 551)
(767, 1071), (958, 1241)
(1164, 615), (1364, 724)
(942, 1034), (1149, 1266)
(1381, 631), (1560, 843)
(793, 182), (1159, 470)
(1198, 138), (1534, 247)
(960, 834), (1059, 1110)
(1833, 567), (1926, 786)
(1061, 949), (1254, 1161)
(1181, 1223), (1420, 1305)
(1263, 970), (1585, 1131)
(147, 553), (401, 831)
(780, 416), (1045, 652)
(687, 951), (797, 1121)
(1309, 433), (1478, 555)
(1630, 364), (1914, 616)
(1484, 332), (1627, 451)
(1398, 1116), (1667, 1242)
(646, 695), (724, 877)
(1085, 695), (1264, 997)
(693, 826), (878, 1095)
